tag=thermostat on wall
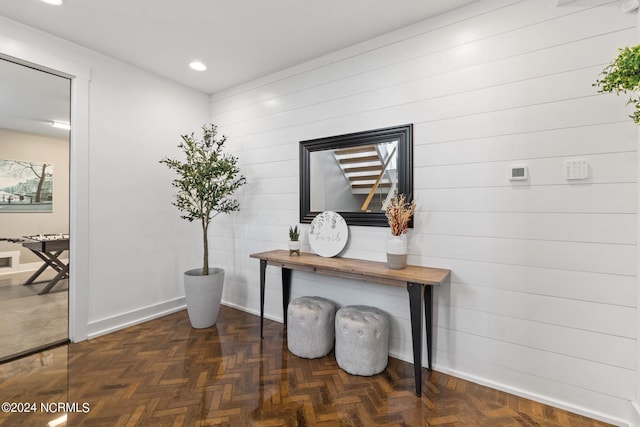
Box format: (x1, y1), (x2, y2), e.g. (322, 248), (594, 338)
(509, 164), (528, 181)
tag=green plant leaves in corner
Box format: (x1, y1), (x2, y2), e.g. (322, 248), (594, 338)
(594, 43), (640, 124)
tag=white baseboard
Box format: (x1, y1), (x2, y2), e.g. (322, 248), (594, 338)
(86, 297), (186, 339)
(440, 367), (629, 427)
(630, 401), (640, 427)
(222, 299), (284, 324)
(0, 260), (53, 275)
(86, 299), (257, 342)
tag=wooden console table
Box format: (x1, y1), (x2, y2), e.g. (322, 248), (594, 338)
(250, 249), (450, 397)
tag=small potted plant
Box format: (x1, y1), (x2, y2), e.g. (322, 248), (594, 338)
(160, 124), (246, 328)
(384, 193), (416, 269)
(289, 225), (300, 255)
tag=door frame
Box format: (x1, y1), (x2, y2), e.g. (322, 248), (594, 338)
(0, 22), (91, 342)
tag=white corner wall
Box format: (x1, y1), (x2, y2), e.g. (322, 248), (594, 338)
(0, 16), (210, 340)
(210, 0), (637, 425)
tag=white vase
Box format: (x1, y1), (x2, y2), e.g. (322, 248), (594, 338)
(183, 267), (225, 328)
(387, 234), (407, 269)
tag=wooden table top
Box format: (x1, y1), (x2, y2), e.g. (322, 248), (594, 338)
(250, 250), (450, 288)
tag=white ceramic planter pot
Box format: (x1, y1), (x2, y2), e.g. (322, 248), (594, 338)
(183, 267), (225, 328)
(386, 235), (407, 269)
(288, 240), (301, 255)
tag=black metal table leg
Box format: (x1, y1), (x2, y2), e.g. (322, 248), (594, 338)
(282, 268), (292, 327)
(424, 285), (433, 371)
(259, 259), (267, 339)
(407, 282), (424, 397)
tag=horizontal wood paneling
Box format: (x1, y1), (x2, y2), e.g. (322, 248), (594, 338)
(435, 305), (636, 369)
(435, 328), (635, 399)
(415, 122), (636, 166)
(419, 183), (637, 213)
(434, 344), (632, 420)
(440, 281), (635, 338)
(418, 211), (636, 244)
(415, 234), (636, 275)
(210, 0), (637, 424)
(416, 152), (636, 188)
(423, 256), (636, 307)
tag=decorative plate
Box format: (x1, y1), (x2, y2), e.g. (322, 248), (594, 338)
(309, 211), (349, 257)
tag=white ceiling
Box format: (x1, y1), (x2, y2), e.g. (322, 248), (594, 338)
(0, 58), (71, 139)
(0, 0), (479, 95)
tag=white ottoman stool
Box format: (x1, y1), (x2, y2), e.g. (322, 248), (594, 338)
(287, 296), (336, 359)
(335, 305), (389, 376)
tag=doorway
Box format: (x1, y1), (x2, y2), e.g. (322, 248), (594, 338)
(0, 58), (71, 362)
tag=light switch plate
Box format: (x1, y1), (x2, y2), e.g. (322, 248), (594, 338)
(564, 159), (589, 180)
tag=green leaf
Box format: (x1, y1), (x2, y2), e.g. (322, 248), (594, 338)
(595, 43), (640, 123)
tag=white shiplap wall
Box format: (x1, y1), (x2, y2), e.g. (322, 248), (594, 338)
(210, 0), (637, 424)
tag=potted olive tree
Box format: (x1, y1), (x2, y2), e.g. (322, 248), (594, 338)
(160, 124), (246, 328)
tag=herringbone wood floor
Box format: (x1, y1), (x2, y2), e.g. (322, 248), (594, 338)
(0, 306), (613, 426)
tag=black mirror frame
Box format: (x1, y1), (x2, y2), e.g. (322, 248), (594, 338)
(299, 124), (413, 227)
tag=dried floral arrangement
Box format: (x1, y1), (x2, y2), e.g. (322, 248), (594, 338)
(385, 194), (416, 236)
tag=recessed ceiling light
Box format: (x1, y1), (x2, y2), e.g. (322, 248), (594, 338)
(51, 121), (71, 130)
(189, 61), (207, 71)
(41, 0), (63, 5)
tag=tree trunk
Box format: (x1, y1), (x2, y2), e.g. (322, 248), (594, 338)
(202, 220), (209, 276)
(35, 163), (46, 202)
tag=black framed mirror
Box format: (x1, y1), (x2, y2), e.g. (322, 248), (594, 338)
(300, 124), (413, 227)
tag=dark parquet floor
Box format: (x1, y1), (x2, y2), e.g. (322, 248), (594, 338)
(0, 306), (614, 427)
